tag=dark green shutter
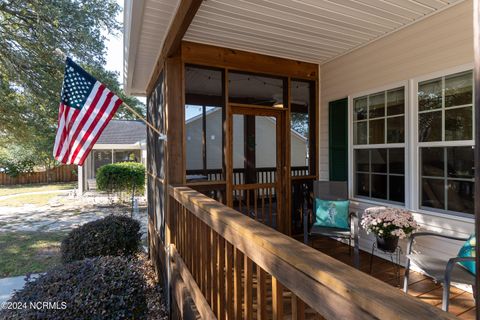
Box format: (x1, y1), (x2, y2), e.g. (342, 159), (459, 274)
(329, 98), (348, 181)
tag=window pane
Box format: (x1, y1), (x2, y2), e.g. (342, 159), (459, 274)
(371, 174), (387, 199)
(445, 106), (472, 141)
(354, 121), (367, 145)
(291, 80), (313, 175)
(369, 119), (384, 144)
(447, 147), (474, 179)
(355, 149), (369, 172)
(422, 178), (445, 210)
(418, 78), (442, 111)
(114, 150), (140, 162)
(389, 148), (404, 174)
(447, 180), (474, 215)
(229, 72), (284, 106)
(369, 93), (385, 119)
(93, 150), (112, 176)
(185, 105), (204, 171)
(421, 147), (444, 177)
(356, 173), (369, 197)
(387, 88), (404, 116)
(387, 116), (404, 143)
(445, 71), (472, 108)
(418, 111), (442, 142)
(354, 97), (367, 120)
(371, 149), (387, 173)
(389, 176), (405, 203)
(206, 107), (223, 173)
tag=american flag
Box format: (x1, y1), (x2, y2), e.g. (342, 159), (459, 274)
(53, 58), (122, 165)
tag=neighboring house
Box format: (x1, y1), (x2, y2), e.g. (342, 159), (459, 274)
(78, 120), (146, 193)
(186, 108), (308, 171)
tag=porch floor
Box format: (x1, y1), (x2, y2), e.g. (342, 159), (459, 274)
(307, 236), (475, 319)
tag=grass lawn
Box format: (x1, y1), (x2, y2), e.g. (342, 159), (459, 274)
(0, 231), (66, 277)
(0, 182), (76, 197)
(0, 192), (65, 207)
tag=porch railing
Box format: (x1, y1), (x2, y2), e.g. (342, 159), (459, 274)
(167, 185), (455, 320)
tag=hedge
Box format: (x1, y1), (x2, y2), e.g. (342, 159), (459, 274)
(96, 161), (145, 194)
(61, 215), (141, 263)
(0, 256), (147, 320)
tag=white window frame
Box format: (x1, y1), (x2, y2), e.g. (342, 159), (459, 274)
(347, 64), (475, 222)
(412, 63), (474, 220)
(348, 80), (409, 207)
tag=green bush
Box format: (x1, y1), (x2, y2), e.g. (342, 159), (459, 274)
(0, 256), (147, 320)
(61, 215), (141, 263)
(96, 161), (145, 194)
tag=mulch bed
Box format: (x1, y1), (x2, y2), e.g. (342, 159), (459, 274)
(137, 253), (169, 320)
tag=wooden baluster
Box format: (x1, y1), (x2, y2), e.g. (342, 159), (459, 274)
(206, 226), (212, 306)
(268, 188), (273, 228)
(239, 189), (243, 213)
(257, 267), (267, 320)
(254, 189), (258, 222)
(226, 243), (234, 320)
(244, 256), (253, 320)
(188, 209), (192, 270)
(193, 216), (199, 283)
(218, 235), (226, 320)
(272, 277), (284, 320)
(234, 248), (243, 319)
(246, 189), (250, 217)
(261, 189), (266, 224)
(291, 295), (305, 320)
(199, 220), (204, 293)
(212, 231), (218, 316)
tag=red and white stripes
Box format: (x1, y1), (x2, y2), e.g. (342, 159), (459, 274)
(53, 82), (122, 165)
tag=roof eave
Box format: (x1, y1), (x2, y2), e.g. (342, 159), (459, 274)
(123, 0), (146, 95)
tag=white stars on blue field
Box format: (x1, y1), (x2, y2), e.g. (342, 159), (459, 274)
(60, 58), (96, 109)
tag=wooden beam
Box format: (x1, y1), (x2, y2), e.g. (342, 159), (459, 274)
(146, 0), (204, 94)
(473, 0), (480, 318)
(182, 41), (318, 80)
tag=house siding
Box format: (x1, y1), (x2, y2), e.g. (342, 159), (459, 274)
(320, 0), (474, 264)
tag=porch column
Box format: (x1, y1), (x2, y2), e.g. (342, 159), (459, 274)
(165, 51), (185, 248)
(473, 1), (480, 318)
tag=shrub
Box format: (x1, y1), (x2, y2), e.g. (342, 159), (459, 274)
(0, 256), (147, 320)
(96, 161), (145, 195)
(61, 215), (141, 263)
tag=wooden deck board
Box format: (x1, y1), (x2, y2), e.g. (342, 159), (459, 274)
(307, 236), (475, 319)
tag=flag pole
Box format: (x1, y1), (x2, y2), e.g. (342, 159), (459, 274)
(54, 49), (164, 139)
(120, 101), (161, 135)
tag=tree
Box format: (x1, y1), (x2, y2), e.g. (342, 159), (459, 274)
(0, 0), (145, 171)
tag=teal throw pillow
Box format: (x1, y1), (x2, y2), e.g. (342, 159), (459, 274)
(314, 199), (349, 230)
(457, 234), (476, 275)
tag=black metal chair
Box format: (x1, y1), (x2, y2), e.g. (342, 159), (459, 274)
(303, 181), (360, 268)
(404, 232), (475, 311)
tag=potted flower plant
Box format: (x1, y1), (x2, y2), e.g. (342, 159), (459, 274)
(361, 207), (418, 252)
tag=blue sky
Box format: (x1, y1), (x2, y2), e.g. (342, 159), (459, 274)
(104, 0), (124, 83)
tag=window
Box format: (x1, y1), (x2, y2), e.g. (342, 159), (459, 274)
(291, 80), (315, 176)
(418, 70), (474, 216)
(185, 66), (224, 182)
(353, 87), (405, 203)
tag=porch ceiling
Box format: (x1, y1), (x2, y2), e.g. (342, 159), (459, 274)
(124, 0), (465, 95)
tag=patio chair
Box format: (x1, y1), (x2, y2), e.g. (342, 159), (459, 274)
(303, 181), (360, 269)
(404, 232), (476, 311)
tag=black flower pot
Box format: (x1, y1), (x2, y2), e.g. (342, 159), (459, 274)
(376, 236), (399, 252)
